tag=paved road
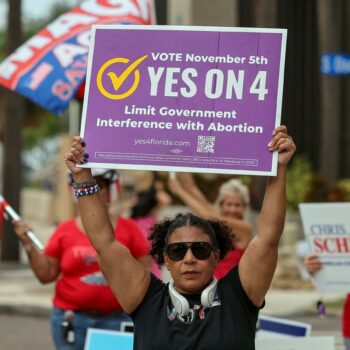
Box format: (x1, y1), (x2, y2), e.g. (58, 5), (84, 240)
(292, 313), (342, 332)
(0, 313), (53, 350)
(0, 312), (345, 350)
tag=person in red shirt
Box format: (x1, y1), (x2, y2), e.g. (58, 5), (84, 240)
(13, 169), (150, 350)
(168, 173), (252, 279)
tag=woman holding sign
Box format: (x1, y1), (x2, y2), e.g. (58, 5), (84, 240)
(65, 125), (295, 349)
(168, 173), (252, 279)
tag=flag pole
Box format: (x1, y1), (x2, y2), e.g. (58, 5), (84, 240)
(0, 194), (44, 251)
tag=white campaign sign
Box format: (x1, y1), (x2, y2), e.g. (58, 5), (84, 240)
(256, 336), (334, 350)
(299, 202), (350, 292)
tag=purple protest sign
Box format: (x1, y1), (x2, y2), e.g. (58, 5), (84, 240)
(80, 25), (287, 175)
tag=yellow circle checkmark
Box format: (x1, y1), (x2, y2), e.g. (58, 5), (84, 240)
(96, 55), (148, 100)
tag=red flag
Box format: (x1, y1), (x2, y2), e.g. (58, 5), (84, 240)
(0, 0), (155, 115)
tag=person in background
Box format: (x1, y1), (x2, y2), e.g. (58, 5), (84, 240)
(128, 171), (172, 279)
(64, 125), (295, 349)
(13, 169), (150, 350)
(168, 173), (252, 279)
(304, 254), (350, 350)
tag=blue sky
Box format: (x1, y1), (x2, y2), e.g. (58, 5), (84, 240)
(0, 0), (81, 29)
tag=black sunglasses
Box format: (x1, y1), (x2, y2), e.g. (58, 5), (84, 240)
(166, 242), (214, 261)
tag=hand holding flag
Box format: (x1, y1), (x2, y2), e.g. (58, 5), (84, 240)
(0, 194), (44, 251)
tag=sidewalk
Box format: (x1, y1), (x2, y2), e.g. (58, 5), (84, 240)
(0, 263), (52, 316)
(263, 289), (344, 317)
(0, 218), (55, 314)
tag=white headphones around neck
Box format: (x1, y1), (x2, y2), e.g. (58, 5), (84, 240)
(168, 277), (218, 317)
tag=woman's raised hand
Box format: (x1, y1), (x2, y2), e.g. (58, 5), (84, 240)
(64, 136), (92, 180)
(304, 254), (323, 276)
(13, 220), (32, 244)
(268, 125), (296, 166)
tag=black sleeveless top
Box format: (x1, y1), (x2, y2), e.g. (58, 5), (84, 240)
(131, 266), (260, 350)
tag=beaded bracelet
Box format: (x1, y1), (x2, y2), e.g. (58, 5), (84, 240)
(72, 179), (97, 190)
(73, 184), (100, 197)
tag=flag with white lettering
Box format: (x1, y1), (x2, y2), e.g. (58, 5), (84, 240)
(0, 0), (154, 115)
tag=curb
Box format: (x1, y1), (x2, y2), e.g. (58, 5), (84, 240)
(0, 303), (50, 317)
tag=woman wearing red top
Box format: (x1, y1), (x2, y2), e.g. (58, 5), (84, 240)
(168, 173), (252, 279)
(13, 169), (150, 350)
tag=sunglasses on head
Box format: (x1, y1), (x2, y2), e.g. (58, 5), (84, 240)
(165, 242), (214, 261)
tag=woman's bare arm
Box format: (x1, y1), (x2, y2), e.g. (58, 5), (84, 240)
(13, 221), (59, 283)
(239, 126), (296, 306)
(176, 173), (212, 209)
(65, 137), (151, 314)
(168, 176), (215, 218)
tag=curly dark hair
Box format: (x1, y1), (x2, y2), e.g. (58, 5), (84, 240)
(149, 212), (233, 266)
